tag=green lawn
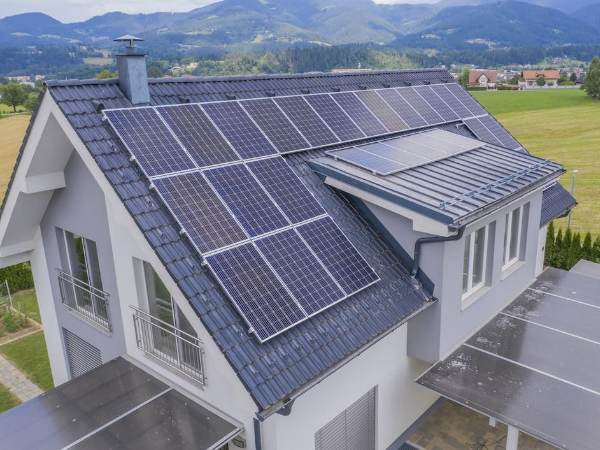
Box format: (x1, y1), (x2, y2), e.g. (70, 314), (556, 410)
(0, 332), (53, 391)
(11, 289), (40, 323)
(0, 383), (20, 413)
(472, 89), (600, 236)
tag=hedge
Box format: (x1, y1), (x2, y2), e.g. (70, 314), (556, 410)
(544, 222), (600, 270)
(0, 263), (34, 292)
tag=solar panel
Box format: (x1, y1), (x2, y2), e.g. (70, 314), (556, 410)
(256, 229), (344, 315)
(430, 85), (472, 119)
(478, 115), (521, 149)
(414, 86), (459, 122)
(330, 146), (406, 175)
(298, 217), (379, 294)
(104, 108), (195, 177)
(463, 117), (503, 146)
(206, 243), (306, 342)
(240, 98), (310, 153)
(396, 87), (443, 125)
(355, 90), (408, 132)
(304, 94), (365, 141)
(204, 163), (289, 237)
(331, 92), (388, 136)
(445, 83), (487, 116)
(247, 157), (325, 223)
(376, 89), (428, 129)
(201, 101), (277, 158)
(153, 173), (247, 253)
(274, 96), (339, 148)
(370, 142), (431, 167)
(157, 104), (239, 167)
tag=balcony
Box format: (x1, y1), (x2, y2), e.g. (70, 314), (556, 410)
(57, 270), (111, 332)
(131, 307), (206, 385)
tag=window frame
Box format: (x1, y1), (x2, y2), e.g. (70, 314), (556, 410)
(462, 224), (490, 300)
(502, 205), (526, 270)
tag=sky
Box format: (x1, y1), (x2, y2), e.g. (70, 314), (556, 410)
(1, 0), (435, 23)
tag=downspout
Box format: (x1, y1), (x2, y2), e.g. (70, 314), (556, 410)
(253, 418), (263, 450)
(411, 225), (466, 278)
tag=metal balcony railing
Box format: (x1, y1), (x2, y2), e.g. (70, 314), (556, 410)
(57, 270), (111, 332)
(131, 307), (206, 385)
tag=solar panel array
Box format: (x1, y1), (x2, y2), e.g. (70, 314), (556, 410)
(327, 129), (485, 175)
(103, 81), (521, 341)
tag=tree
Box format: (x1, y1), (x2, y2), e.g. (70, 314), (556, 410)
(568, 232), (582, 269)
(536, 75), (546, 86)
(545, 222), (556, 267)
(555, 228), (564, 268)
(96, 70), (116, 80)
(23, 92), (39, 112)
(593, 236), (600, 263)
(582, 232), (593, 261)
(584, 56), (600, 99)
(0, 83), (28, 112)
(459, 68), (470, 88)
(570, 72), (578, 83)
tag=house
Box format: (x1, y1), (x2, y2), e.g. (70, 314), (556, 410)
(468, 69), (497, 89)
(519, 69), (560, 89)
(0, 36), (590, 450)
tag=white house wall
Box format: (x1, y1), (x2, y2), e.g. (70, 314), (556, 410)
(261, 323), (437, 450)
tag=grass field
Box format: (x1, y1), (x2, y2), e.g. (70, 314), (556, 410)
(0, 115), (29, 199)
(12, 290), (41, 323)
(473, 89), (600, 235)
(0, 331), (53, 391)
(0, 383), (20, 413)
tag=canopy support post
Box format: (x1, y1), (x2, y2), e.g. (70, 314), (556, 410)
(506, 425), (519, 450)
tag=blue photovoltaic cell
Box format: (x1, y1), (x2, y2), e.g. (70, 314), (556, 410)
(206, 243), (305, 342)
(298, 217), (379, 294)
(478, 115), (521, 149)
(414, 85), (459, 122)
(201, 101), (277, 158)
(256, 229), (344, 315)
(396, 87), (443, 125)
(274, 96), (339, 147)
(153, 172), (247, 253)
(355, 90), (408, 132)
(331, 92), (388, 136)
(330, 147), (406, 175)
(104, 108), (194, 177)
(445, 83), (487, 116)
(241, 98), (309, 153)
(377, 89), (427, 129)
(204, 163), (289, 236)
(430, 84), (472, 119)
(247, 157), (325, 223)
(463, 117), (502, 146)
(304, 94), (365, 141)
(156, 104), (239, 167)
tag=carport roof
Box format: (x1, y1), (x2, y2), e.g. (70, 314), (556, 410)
(418, 264), (600, 450)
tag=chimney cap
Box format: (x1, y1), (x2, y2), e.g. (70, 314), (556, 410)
(114, 35), (144, 48)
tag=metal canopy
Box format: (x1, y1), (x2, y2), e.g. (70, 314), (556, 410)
(0, 357), (240, 450)
(417, 266), (600, 450)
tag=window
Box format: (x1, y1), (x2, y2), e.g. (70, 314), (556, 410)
(315, 386), (377, 450)
(462, 224), (492, 298)
(503, 205), (527, 270)
(63, 231), (103, 291)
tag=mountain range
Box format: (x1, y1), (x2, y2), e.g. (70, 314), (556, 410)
(2, 0), (600, 52)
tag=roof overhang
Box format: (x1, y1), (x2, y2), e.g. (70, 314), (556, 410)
(417, 264), (600, 449)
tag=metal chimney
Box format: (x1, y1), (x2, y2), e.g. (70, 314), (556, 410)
(114, 35), (150, 105)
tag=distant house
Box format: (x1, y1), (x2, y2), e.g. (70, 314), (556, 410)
(519, 70), (560, 89)
(469, 69), (497, 89)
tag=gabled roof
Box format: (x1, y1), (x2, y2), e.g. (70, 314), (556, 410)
(43, 70), (444, 414)
(469, 70), (497, 84)
(521, 70), (560, 80)
(540, 182), (576, 226)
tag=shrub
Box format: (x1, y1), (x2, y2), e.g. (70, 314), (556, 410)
(0, 263), (34, 292)
(3, 312), (18, 333)
(544, 223), (600, 269)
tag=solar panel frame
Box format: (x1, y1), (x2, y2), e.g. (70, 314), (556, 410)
(298, 217), (379, 294)
(255, 229), (344, 315)
(463, 117), (503, 146)
(355, 90), (408, 132)
(204, 163), (290, 237)
(206, 243), (306, 342)
(429, 84), (472, 119)
(478, 115), (521, 149)
(414, 85), (460, 122)
(376, 89), (428, 129)
(274, 96), (340, 148)
(445, 83), (487, 116)
(104, 108), (195, 177)
(396, 87), (444, 125)
(153, 172), (247, 253)
(156, 104), (240, 167)
(304, 94), (365, 142)
(331, 92), (388, 137)
(201, 101), (277, 158)
(240, 98), (310, 153)
(247, 157), (326, 224)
